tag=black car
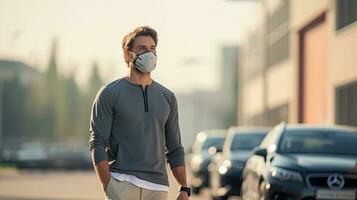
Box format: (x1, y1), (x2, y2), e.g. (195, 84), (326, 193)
(241, 122), (357, 200)
(188, 129), (227, 194)
(209, 127), (270, 200)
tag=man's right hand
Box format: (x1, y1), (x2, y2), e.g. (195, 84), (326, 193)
(93, 160), (111, 192)
(102, 174), (111, 192)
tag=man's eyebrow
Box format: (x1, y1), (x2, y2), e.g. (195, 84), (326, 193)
(137, 45), (147, 49)
(135, 44), (156, 49)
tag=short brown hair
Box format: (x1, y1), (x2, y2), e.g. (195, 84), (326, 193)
(122, 26), (158, 51)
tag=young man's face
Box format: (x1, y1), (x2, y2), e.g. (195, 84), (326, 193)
(124, 36), (156, 65)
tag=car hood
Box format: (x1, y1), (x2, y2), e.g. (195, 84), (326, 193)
(274, 153), (357, 174)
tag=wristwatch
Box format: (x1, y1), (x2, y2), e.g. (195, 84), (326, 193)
(180, 186), (191, 197)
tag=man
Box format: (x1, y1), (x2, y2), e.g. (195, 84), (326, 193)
(89, 26), (190, 200)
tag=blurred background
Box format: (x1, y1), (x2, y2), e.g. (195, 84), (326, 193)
(0, 0), (356, 199)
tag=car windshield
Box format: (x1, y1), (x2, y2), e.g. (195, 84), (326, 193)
(202, 137), (224, 151)
(230, 134), (266, 151)
(279, 129), (357, 155)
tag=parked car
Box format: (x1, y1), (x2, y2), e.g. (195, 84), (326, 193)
(1, 143), (20, 165)
(16, 142), (49, 169)
(47, 143), (92, 170)
(241, 122), (357, 200)
(15, 141), (92, 170)
(188, 129), (227, 194)
(209, 127), (270, 200)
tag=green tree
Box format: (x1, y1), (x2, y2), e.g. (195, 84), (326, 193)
(3, 74), (27, 140)
(43, 38), (60, 139)
(79, 62), (103, 143)
(63, 72), (81, 139)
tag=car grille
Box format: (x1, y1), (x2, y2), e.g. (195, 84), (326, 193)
(306, 173), (357, 189)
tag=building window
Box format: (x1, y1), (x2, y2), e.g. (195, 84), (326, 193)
(335, 81), (357, 127)
(247, 104), (289, 126)
(268, 0), (290, 66)
(336, 0), (357, 30)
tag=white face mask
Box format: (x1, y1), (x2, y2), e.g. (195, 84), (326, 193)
(132, 51), (157, 73)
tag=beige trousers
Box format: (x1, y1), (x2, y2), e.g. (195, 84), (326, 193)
(105, 177), (168, 200)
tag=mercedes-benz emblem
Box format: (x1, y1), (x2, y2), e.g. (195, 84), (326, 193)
(327, 174), (345, 189)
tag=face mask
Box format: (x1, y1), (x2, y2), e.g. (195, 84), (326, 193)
(132, 51), (157, 73)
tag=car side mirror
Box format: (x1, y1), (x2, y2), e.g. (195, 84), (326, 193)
(253, 147), (267, 158)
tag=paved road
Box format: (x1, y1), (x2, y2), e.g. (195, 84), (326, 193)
(0, 168), (211, 200)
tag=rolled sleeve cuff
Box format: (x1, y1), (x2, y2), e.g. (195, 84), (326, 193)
(90, 145), (108, 164)
(167, 148), (186, 169)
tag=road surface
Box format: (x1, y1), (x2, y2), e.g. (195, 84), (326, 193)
(0, 168), (212, 200)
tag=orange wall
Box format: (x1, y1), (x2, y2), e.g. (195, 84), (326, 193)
(303, 20), (328, 124)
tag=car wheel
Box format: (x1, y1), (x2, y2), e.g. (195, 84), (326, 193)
(210, 196), (227, 200)
(220, 196), (229, 200)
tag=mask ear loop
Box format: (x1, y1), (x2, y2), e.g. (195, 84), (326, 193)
(129, 51), (138, 67)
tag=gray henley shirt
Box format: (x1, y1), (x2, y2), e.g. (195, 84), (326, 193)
(89, 77), (185, 186)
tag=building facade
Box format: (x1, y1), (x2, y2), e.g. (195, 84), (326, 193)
(238, 0), (357, 127)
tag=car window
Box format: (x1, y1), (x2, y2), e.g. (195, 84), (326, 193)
(202, 137), (225, 151)
(230, 134), (266, 151)
(279, 129), (357, 155)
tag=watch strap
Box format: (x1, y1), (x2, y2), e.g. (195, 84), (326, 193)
(179, 186), (191, 197)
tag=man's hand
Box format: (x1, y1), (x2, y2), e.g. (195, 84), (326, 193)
(176, 191), (189, 200)
(102, 175), (111, 191)
(93, 160), (111, 192)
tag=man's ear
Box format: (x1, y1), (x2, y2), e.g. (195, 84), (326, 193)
(123, 49), (133, 64)
(123, 49), (130, 63)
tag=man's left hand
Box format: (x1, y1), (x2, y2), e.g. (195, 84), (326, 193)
(176, 191), (189, 200)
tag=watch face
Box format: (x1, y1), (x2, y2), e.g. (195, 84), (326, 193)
(180, 187), (191, 196)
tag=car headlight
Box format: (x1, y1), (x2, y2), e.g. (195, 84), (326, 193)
(218, 160), (232, 175)
(269, 167), (303, 182)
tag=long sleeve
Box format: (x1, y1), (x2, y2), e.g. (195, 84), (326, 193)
(165, 95), (185, 169)
(88, 87), (114, 164)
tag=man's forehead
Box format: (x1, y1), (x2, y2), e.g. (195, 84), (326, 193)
(133, 36), (156, 47)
